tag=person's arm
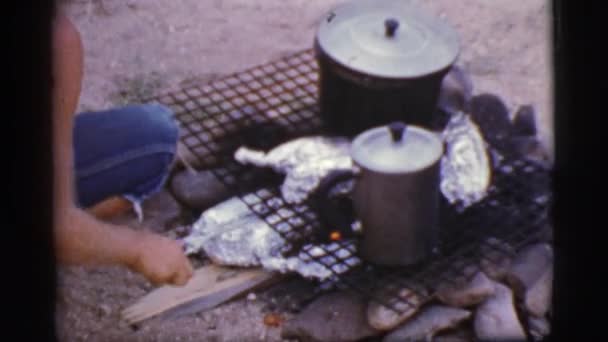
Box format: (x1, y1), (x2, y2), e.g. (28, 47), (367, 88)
(51, 12), (193, 285)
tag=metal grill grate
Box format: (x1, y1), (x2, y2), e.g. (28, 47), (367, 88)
(142, 49), (552, 314)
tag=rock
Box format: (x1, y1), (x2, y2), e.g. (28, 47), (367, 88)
(438, 64), (474, 115)
(505, 243), (553, 317)
(511, 105), (537, 137)
(140, 189), (184, 232)
(507, 243), (553, 292)
(524, 267), (553, 318)
(383, 305), (471, 342)
(479, 237), (516, 282)
(281, 290), (381, 342)
(469, 93), (512, 148)
(474, 282), (527, 341)
(436, 271), (495, 308)
(528, 316), (551, 341)
(170, 169), (232, 210)
(434, 326), (476, 342)
(506, 136), (542, 158)
(175, 141), (202, 172)
(367, 286), (427, 331)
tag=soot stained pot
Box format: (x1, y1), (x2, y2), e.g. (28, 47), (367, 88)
(314, 0), (460, 137)
(312, 122), (444, 266)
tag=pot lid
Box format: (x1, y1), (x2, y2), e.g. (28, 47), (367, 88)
(351, 122), (444, 173)
(317, 0), (460, 79)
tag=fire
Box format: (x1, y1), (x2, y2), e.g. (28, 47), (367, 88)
(263, 313), (284, 327)
(329, 230), (342, 241)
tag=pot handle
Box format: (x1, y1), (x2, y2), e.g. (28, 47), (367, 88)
(389, 121), (407, 142)
(310, 169), (358, 240)
(385, 18), (400, 37)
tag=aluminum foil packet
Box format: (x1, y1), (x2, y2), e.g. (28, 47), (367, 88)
(235, 122), (491, 209)
(181, 194), (361, 280)
(234, 136), (352, 204)
(440, 111), (491, 209)
(181, 115), (491, 278)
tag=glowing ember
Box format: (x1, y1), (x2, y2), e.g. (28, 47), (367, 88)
(263, 313), (284, 327)
(329, 231), (342, 241)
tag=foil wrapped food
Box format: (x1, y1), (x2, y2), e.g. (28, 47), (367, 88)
(440, 112), (491, 209)
(235, 119), (490, 208)
(182, 113), (491, 278)
(181, 194), (361, 280)
(234, 136), (352, 204)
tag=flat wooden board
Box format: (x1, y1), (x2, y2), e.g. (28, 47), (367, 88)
(121, 265), (283, 325)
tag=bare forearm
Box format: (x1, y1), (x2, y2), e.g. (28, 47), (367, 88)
(54, 204), (194, 286)
(50, 12), (193, 285)
(52, 12), (139, 272)
(54, 205), (142, 268)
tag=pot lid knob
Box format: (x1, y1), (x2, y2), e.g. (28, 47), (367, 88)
(389, 122), (407, 142)
(384, 18), (400, 37)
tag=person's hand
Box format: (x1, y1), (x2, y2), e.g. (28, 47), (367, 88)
(128, 232), (194, 286)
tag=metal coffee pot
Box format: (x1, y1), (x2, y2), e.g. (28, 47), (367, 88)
(312, 122), (444, 266)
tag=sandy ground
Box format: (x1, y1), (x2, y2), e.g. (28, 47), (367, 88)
(56, 0), (553, 341)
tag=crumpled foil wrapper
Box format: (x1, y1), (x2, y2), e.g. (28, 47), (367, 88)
(440, 112), (491, 209)
(182, 194), (361, 280)
(181, 116), (491, 278)
(235, 124), (491, 209)
(234, 136), (352, 204)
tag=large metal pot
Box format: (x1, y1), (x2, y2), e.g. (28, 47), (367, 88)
(312, 122), (444, 266)
(314, 0), (460, 137)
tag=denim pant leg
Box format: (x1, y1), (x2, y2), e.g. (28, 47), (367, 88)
(73, 104), (179, 213)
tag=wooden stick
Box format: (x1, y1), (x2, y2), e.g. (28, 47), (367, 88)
(121, 264), (283, 325)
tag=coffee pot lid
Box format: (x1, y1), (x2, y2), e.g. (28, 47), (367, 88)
(351, 122), (444, 173)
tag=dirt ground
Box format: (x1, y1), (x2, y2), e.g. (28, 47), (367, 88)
(56, 0), (553, 341)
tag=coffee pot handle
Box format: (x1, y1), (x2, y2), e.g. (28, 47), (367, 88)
(310, 170), (358, 241)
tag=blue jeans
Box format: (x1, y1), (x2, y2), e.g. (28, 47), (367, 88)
(73, 104), (179, 209)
